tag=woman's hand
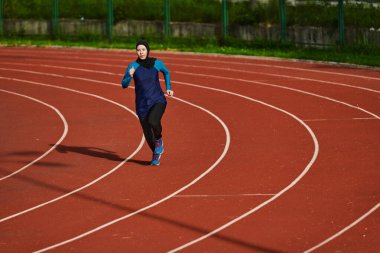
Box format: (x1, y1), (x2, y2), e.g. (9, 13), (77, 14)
(166, 90), (174, 97)
(129, 67), (135, 77)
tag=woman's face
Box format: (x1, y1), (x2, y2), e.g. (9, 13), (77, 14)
(136, 45), (148, 60)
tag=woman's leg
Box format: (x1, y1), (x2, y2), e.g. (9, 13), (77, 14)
(147, 103), (166, 140)
(139, 103), (166, 153)
(139, 116), (155, 152)
(148, 103), (166, 156)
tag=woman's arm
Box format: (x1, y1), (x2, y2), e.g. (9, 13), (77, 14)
(155, 59), (171, 91)
(121, 62), (139, 88)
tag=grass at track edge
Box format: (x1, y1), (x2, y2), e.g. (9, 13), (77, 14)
(1, 37), (379, 69)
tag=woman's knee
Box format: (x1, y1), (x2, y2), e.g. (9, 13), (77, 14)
(148, 118), (160, 128)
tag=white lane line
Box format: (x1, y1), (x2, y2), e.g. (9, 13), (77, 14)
(167, 79), (379, 251)
(352, 117), (377, 120)
(303, 117), (377, 122)
(167, 80), (320, 252)
(174, 194), (276, 198)
(37, 64), (116, 75)
(163, 58), (380, 81)
(0, 67), (117, 86)
(172, 78), (380, 121)
(34, 91), (231, 253)
(0, 89), (68, 181)
(170, 68), (380, 94)
(304, 203), (380, 253)
(0, 62), (119, 75)
(0, 77), (145, 223)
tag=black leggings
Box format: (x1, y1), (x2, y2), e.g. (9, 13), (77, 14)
(139, 103), (166, 152)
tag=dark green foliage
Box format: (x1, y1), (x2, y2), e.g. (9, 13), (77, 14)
(114, 0), (163, 22)
(4, 0), (53, 19)
(287, 1), (338, 26)
(170, 0), (219, 23)
(3, 0), (379, 28)
(58, 0), (108, 19)
(345, 3), (380, 27)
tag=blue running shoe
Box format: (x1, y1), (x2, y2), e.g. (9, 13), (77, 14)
(151, 153), (161, 165)
(154, 138), (164, 155)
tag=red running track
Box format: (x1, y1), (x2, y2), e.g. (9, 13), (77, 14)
(0, 47), (379, 253)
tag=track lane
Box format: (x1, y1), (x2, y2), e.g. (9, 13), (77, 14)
(305, 203), (379, 252)
(0, 74), (229, 252)
(171, 117), (379, 252)
(0, 57), (312, 253)
(0, 89), (67, 180)
(1, 60), (379, 124)
(1, 47), (379, 252)
(1, 52), (379, 113)
(0, 78), (142, 219)
(8, 58), (318, 251)
(47, 81), (316, 253)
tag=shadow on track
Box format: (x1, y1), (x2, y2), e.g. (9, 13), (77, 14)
(53, 144), (150, 165)
(0, 167), (282, 253)
(6, 145), (150, 166)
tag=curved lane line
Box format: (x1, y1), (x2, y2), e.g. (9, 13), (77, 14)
(172, 78), (380, 120)
(304, 203), (380, 252)
(0, 89), (68, 181)
(162, 57), (380, 81)
(167, 79), (379, 251)
(165, 76), (379, 250)
(0, 77), (145, 223)
(33, 92), (231, 253)
(26, 63), (317, 253)
(0, 68), (232, 253)
(167, 81), (320, 252)
(0, 67), (116, 86)
(170, 66), (380, 94)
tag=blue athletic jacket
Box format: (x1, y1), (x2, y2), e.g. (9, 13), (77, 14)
(121, 59), (171, 118)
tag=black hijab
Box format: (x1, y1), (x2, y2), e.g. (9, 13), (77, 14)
(136, 40), (156, 69)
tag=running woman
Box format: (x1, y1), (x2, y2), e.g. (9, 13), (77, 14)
(121, 40), (174, 165)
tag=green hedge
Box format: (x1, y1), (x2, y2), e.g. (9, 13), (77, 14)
(287, 0), (380, 27)
(4, 0), (53, 20)
(3, 0), (380, 28)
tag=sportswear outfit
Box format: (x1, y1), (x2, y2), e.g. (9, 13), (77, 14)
(121, 41), (171, 165)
